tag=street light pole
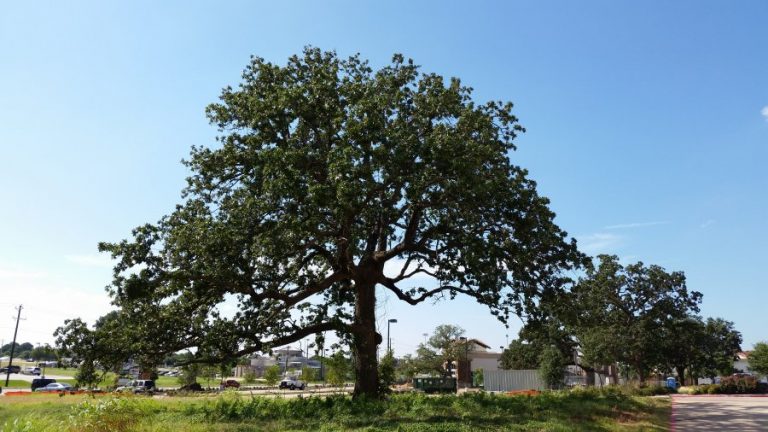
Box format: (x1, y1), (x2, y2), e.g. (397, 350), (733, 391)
(387, 319), (398, 354)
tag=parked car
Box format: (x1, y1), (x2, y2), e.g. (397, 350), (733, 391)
(31, 378), (56, 391)
(221, 379), (240, 389)
(35, 382), (72, 392)
(279, 377), (306, 390)
(131, 380), (156, 394)
(114, 386), (131, 393)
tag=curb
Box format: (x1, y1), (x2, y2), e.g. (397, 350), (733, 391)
(672, 394), (768, 398)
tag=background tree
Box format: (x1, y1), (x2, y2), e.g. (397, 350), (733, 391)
(500, 340), (542, 370)
(1, 342), (34, 358)
(700, 318), (742, 378)
(74, 360), (100, 390)
(378, 350), (396, 393)
(660, 316), (742, 383)
(30, 345), (58, 361)
(263, 365), (281, 387)
(427, 325), (466, 376)
(748, 342), (768, 378)
(243, 368), (257, 384)
(91, 48), (583, 398)
(408, 344), (444, 376)
(570, 255), (702, 383)
(325, 351), (351, 389)
(301, 366), (317, 382)
(55, 312), (135, 389)
(178, 362), (201, 387)
(538, 345), (568, 389)
(658, 315), (707, 384)
(201, 364), (218, 388)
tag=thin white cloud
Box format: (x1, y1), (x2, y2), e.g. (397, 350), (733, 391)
(604, 221), (669, 230)
(577, 233), (622, 255)
(65, 254), (114, 268)
(0, 280), (113, 345)
(0, 267), (47, 280)
(700, 219), (716, 229)
(761, 106), (768, 121)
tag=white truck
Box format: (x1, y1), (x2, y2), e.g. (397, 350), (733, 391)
(278, 376), (306, 390)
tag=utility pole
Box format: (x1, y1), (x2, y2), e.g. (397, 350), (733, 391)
(387, 319), (397, 354)
(5, 305), (23, 386)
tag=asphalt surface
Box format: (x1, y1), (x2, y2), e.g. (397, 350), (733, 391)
(1, 372), (72, 382)
(673, 395), (768, 431)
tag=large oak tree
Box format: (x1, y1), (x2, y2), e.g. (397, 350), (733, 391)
(91, 48), (583, 397)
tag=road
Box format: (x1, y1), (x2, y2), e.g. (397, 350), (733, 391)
(2, 372), (72, 383)
(673, 395), (768, 431)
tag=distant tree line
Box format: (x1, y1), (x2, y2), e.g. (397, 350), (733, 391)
(1, 342), (58, 362)
(500, 255), (743, 387)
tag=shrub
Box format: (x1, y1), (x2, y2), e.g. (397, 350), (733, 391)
(67, 397), (158, 432)
(263, 365), (280, 387)
(690, 385), (707, 395)
(707, 384), (720, 394)
(301, 366), (317, 383)
(719, 375), (758, 394)
(538, 346), (567, 389)
(243, 369), (257, 384)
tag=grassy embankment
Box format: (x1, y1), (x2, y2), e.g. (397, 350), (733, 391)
(0, 388), (670, 431)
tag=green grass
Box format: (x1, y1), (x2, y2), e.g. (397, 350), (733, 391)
(40, 368), (77, 377)
(0, 380), (31, 389)
(0, 389), (670, 431)
(156, 376), (182, 388)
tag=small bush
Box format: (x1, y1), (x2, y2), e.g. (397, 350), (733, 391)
(718, 376), (759, 394)
(67, 397), (160, 432)
(243, 369), (257, 384)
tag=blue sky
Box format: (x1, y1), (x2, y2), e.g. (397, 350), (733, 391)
(1, 1), (766, 355)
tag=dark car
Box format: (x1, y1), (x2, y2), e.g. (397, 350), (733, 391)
(221, 379), (240, 389)
(0, 365), (21, 374)
(31, 378), (57, 391)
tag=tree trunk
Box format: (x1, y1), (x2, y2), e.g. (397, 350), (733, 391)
(675, 365), (686, 385)
(635, 362), (646, 384)
(352, 279), (381, 398)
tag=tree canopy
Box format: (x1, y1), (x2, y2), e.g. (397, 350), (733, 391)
(570, 255), (702, 382)
(660, 316), (742, 382)
(65, 48), (583, 398)
(749, 342), (768, 378)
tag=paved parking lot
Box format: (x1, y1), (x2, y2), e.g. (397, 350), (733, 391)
(673, 395), (768, 431)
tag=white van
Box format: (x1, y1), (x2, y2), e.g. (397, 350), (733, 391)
(22, 367), (41, 375)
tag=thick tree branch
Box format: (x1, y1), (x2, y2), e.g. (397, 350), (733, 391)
(379, 277), (478, 305)
(244, 270), (349, 306)
(176, 321), (348, 366)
